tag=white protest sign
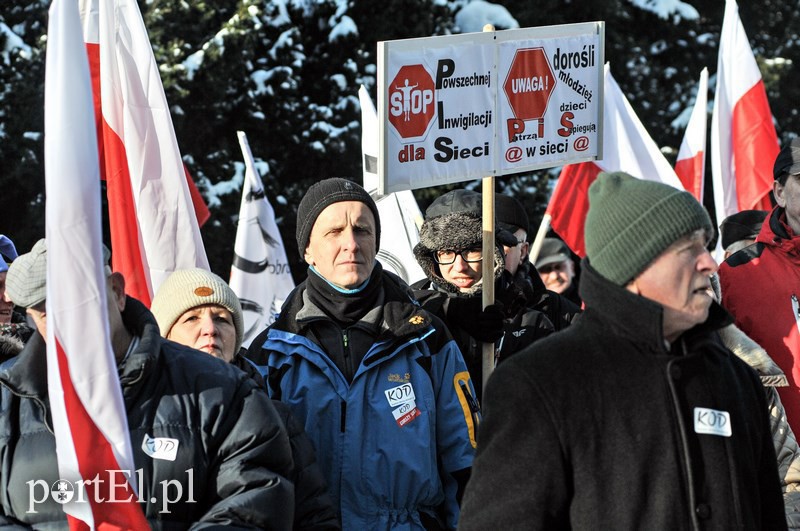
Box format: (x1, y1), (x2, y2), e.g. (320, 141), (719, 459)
(378, 23), (604, 194)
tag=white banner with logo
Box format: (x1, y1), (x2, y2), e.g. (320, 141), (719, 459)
(378, 23), (604, 194)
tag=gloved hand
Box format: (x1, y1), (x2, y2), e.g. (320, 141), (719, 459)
(445, 296), (505, 343)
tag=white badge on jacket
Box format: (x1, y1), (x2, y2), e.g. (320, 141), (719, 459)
(694, 407), (732, 437)
(142, 434), (180, 461)
(385, 382), (421, 427)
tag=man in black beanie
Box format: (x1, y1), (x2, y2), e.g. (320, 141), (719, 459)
(718, 209), (768, 260)
(460, 171), (786, 530)
(246, 177), (478, 530)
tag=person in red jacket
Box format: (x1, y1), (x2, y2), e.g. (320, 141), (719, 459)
(718, 137), (800, 437)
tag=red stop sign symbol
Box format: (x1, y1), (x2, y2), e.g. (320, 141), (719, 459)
(503, 48), (556, 121)
(388, 64), (436, 139)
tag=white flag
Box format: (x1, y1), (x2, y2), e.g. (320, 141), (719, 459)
(230, 132), (295, 348)
(359, 85), (426, 285)
(675, 68), (708, 203)
(45, 0), (148, 526)
(710, 0), (777, 222)
(80, 0), (208, 307)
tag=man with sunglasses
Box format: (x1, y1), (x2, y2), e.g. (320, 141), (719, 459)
(413, 189), (553, 401)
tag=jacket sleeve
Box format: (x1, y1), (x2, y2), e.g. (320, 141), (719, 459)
(429, 333), (479, 530)
(191, 375), (296, 530)
(458, 357), (570, 530)
(765, 387), (800, 529)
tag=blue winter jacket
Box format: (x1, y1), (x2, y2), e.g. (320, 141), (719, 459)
(247, 272), (478, 530)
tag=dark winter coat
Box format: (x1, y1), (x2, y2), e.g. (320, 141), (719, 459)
(412, 206), (554, 400)
(0, 298), (295, 529)
(232, 354), (340, 531)
(515, 259), (582, 330)
(412, 276), (553, 401)
(719, 206), (800, 437)
(459, 260), (787, 530)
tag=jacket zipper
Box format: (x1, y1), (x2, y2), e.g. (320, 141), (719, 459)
(0, 381), (54, 434)
(342, 330), (354, 382)
(792, 294), (800, 335)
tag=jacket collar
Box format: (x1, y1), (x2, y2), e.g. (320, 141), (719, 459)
(755, 206), (800, 258)
(579, 258), (731, 354)
(117, 297), (162, 391)
(275, 270), (432, 344)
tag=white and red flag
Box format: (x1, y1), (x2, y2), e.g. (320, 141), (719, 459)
(675, 68), (709, 203)
(229, 132), (295, 348)
(544, 64), (683, 258)
(79, 0), (208, 307)
(359, 85), (426, 285)
(710, 0), (778, 224)
(44, 0), (148, 527)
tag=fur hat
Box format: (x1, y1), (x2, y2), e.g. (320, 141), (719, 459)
(413, 189), (507, 295)
(585, 171), (712, 285)
(151, 268), (244, 354)
(295, 178), (381, 257)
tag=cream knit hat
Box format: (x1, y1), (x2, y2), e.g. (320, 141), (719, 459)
(151, 268), (244, 353)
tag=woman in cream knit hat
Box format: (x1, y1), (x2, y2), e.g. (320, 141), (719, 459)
(151, 268), (244, 362)
(151, 267), (340, 530)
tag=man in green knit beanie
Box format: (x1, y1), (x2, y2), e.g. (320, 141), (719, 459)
(459, 171), (786, 530)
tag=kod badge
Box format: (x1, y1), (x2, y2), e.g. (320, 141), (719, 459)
(694, 407), (732, 437)
(142, 434), (180, 461)
(385, 382), (416, 407)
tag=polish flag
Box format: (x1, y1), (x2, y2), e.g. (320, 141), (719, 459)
(359, 85), (426, 285)
(44, 0), (148, 527)
(229, 132), (295, 348)
(79, 0), (208, 307)
(544, 64), (683, 257)
(675, 68), (708, 203)
(711, 0), (778, 224)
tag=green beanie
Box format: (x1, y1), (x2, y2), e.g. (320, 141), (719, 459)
(585, 171), (712, 285)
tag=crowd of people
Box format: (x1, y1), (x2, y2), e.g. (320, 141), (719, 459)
(1, 140), (800, 529)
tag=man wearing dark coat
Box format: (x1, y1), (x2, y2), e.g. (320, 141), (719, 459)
(459, 171), (787, 530)
(0, 239), (295, 528)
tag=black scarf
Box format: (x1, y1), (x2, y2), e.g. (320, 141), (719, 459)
(305, 262), (384, 327)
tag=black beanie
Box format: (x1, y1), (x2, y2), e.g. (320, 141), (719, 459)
(296, 178), (381, 257)
(495, 193), (529, 234)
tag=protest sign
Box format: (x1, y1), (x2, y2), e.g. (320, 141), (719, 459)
(378, 22), (604, 194)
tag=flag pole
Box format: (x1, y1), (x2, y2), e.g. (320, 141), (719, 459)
(481, 23), (496, 391)
(529, 213), (551, 265)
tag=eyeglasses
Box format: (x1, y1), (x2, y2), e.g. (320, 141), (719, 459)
(433, 248), (482, 264)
